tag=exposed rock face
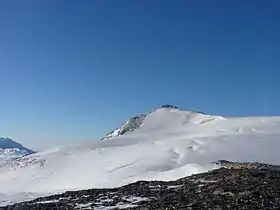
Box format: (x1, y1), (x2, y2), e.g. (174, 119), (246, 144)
(102, 114), (147, 140)
(4, 161), (280, 210)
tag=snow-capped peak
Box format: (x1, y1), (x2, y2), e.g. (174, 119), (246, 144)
(102, 104), (180, 140)
(103, 105), (211, 140)
(0, 137), (33, 152)
(0, 137), (34, 167)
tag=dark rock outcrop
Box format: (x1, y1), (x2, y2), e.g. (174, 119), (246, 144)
(3, 161), (280, 210)
(160, 105), (180, 109)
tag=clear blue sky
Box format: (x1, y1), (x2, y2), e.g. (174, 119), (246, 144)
(0, 0), (279, 149)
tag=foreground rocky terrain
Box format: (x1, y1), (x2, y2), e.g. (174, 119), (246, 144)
(3, 161), (280, 210)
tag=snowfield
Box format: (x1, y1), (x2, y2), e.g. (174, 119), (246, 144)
(1, 106), (280, 206)
(0, 148), (30, 167)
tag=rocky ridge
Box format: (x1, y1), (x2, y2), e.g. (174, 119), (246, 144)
(3, 161), (280, 210)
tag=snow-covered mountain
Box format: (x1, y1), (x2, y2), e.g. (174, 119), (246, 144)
(1, 105), (280, 206)
(102, 105), (203, 140)
(0, 137), (34, 167)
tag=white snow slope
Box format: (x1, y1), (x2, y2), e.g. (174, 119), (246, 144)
(1, 106), (280, 206)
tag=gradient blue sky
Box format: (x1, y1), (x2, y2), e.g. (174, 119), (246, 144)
(0, 0), (279, 149)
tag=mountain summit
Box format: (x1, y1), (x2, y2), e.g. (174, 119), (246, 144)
(102, 104), (181, 140)
(103, 105), (211, 140)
